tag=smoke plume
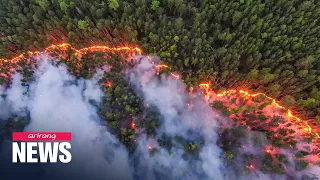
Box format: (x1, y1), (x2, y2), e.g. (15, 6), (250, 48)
(127, 57), (227, 180)
(0, 55), (133, 180)
(0, 54), (319, 180)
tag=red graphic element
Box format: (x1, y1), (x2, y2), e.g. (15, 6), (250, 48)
(12, 132), (72, 141)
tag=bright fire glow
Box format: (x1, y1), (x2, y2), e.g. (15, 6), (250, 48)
(105, 81), (113, 87)
(199, 83), (210, 89)
(131, 122), (136, 129)
(1, 43), (318, 147)
(198, 83), (320, 139)
(0, 43), (141, 64)
(155, 64), (169, 69)
(246, 164), (254, 169)
(170, 72), (180, 79)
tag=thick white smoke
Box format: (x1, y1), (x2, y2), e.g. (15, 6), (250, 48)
(127, 57), (320, 180)
(1, 54), (319, 180)
(0, 55), (133, 180)
(1, 56), (228, 180)
(127, 58), (227, 180)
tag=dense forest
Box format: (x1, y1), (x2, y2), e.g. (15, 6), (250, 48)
(0, 0), (320, 120)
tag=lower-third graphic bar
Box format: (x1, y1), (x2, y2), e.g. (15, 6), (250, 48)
(12, 132), (72, 141)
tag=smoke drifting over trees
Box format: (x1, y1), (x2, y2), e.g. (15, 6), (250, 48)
(0, 56), (227, 180)
(1, 0), (320, 121)
(0, 55), (319, 180)
(0, 56), (133, 180)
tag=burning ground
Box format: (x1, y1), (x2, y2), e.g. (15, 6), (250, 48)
(0, 46), (319, 180)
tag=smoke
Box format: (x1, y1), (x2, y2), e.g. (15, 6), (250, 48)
(292, 166), (320, 180)
(127, 57), (320, 180)
(0, 85), (10, 120)
(0, 55), (228, 180)
(0, 54), (319, 180)
(127, 57), (227, 180)
(0, 55), (133, 180)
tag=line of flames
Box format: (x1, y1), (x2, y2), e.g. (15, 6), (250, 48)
(0, 43), (142, 63)
(0, 43), (318, 140)
(198, 83), (319, 139)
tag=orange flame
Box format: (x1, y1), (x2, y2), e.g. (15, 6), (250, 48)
(212, 87), (319, 139)
(155, 64), (169, 69)
(170, 73), (180, 79)
(189, 87), (194, 93)
(1, 44), (318, 142)
(105, 81), (113, 87)
(246, 164), (254, 169)
(131, 122), (136, 129)
(199, 83), (210, 89)
(0, 43), (141, 64)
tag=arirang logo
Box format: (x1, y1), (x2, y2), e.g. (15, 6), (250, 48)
(12, 132), (72, 163)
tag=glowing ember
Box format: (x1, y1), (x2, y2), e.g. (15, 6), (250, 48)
(199, 83), (210, 89)
(105, 81), (113, 87)
(131, 122), (136, 129)
(246, 164), (254, 169)
(155, 64), (169, 69)
(170, 72), (180, 79)
(189, 87), (194, 93)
